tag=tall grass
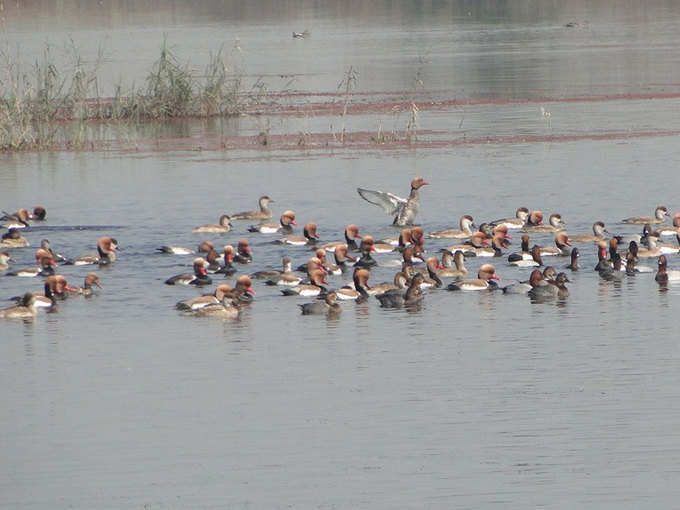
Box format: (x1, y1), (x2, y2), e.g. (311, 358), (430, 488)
(0, 39), (249, 151)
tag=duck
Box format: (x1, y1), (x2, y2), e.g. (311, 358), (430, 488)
(507, 234), (533, 262)
(32, 206), (46, 220)
(502, 276), (532, 295)
(654, 233), (680, 255)
(230, 195), (274, 220)
(265, 269), (303, 287)
(188, 296), (240, 319)
(357, 176), (429, 226)
(656, 255), (680, 283)
(0, 251), (13, 271)
(39, 239), (67, 263)
(0, 293), (38, 319)
(635, 237), (663, 258)
(599, 253), (623, 281)
(197, 241), (214, 253)
(437, 249), (468, 278)
(380, 228), (412, 248)
(279, 222), (319, 246)
(299, 291), (342, 316)
(66, 273), (103, 296)
(401, 245), (425, 269)
(66, 237), (119, 265)
(523, 213), (565, 233)
(6, 254), (56, 277)
(623, 242), (654, 273)
(321, 224), (362, 252)
(354, 236), (378, 268)
(659, 213), (680, 236)
(248, 210), (297, 234)
(446, 232), (490, 257)
(157, 245), (196, 255)
(594, 241), (610, 271)
(193, 215), (232, 234)
(14, 275), (74, 309)
(526, 269), (558, 300)
(565, 247), (580, 270)
(523, 210), (545, 228)
(418, 257), (442, 288)
(251, 256), (293, 279)
(281, 269), (328, 297)
(1, 208), (32, 228)
(177, 277), (255, 311)
(550, 272), (570, 298)
(368, 269), (411, 296)
(0, 228), (29, 248)
(164, 257), (212, 286)
(335, 268), (371, 301)
(490, 207), (529, 229)
(375, 273), (425, 308)
(473, 233), (508, 257)
(570, 221), (608, 242)
(447, 264), (499, 291)
(509, 245), (542, 267)
(538, 232), (572, 256)
(213, 245), (237, 275)
(622, 205), (668, 224)
(233, 239), (253, 264)
(429, 215), (475, 239)
(324, 245), (356, 275)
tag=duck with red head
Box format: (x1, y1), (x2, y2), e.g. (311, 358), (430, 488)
(523, 213), (565, 233)
(233, 239), (253, 264)
(281, 269), (328, 296)
(538, 232), (571, 256)
(354, 235), (378, 268)
(335, 268), (371, 301)
(357, 176), (429, 226)
(507, 234), (533, 262)
(280, 223), (319, 246)
(66, 237), (119, 265)
(230, 196), (274, 220)
(67, 273), (103, 296)
(248, 210), (297, 234)
(1, 208), (32, 228)
(446, 232), (490, 257)
(656, 255), (680, 283)
(325, 244), (357, 275)
(321, 224), (362, 252)
(6, 253), (56, 277)
(165, 257), (212, 286)
(447, 264), (500, 291)
(509, 245), (542, 267)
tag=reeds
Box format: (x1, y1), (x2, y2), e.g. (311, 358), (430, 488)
(0, 39), (249, 151)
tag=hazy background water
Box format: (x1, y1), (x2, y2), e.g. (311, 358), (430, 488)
(2, 1), (680, 509)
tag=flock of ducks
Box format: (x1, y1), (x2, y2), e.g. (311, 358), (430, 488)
(1, 180), (680, 320)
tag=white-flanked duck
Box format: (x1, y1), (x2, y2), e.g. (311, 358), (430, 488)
(0, 293), (38, 319)
(523, 213), (565, 233)
(354, 236), (378, 268)
(188, 296), (240, 319)
(622, 205), (669, 224)
(213, 245), (237, 276)
(335, 268), (371, 301)
(280, 222), (319, 246)
(0, 228), (29, 248)
(375, 273), (424, 308)
(299, 291), (342, 316)
(491, 207), (530, 229)
(538, 232), (572, 256)
(509, 245), (542, 267)
(656, 255), (680, 283)
(325, 245), (356, 275)
(1, 208), (32, 228)
(654, 233), (680, 255)
(437, 249), (468, 278)
(157, 245), (196, 255)
(165, 257), (212, 286)
(447, 264), (500, 291)
(230, 196), (274, 220)
(429, 215), (476, 239)
(6, 253), (56, 277)
(265, 270), (303, 287)
(248, 210), (297, 234)
(197, 241), (214, 253)
(321, 224), (362, 253)
(659, 213), (680, 236)
(67, 237), (119, 265)
(281, 269), (328, 297)
(507, 234), (533, 262)
(177, 277), (255, 311)
(193, 215), (232, 234)
(357, 176), (429, 226)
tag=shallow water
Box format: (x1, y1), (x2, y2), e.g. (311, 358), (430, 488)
(2, 1), (680, 509)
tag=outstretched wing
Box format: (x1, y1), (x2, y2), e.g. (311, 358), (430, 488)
(357, 188), (406, 216)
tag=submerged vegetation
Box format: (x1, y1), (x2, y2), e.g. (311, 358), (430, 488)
(0, 39), (251, 151)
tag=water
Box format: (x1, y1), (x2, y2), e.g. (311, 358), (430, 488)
(2, 1), (680, 508)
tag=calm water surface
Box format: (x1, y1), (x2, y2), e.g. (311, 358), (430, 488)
(2, 2), (680, 509)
